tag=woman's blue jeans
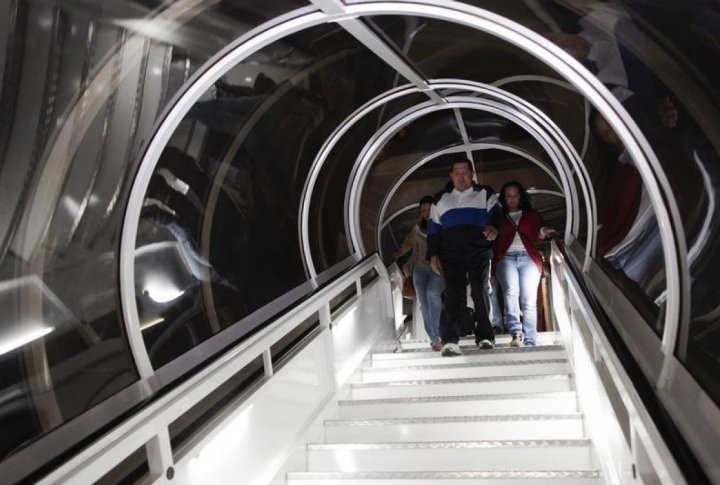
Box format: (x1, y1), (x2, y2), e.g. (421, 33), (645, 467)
(413, 266), (444, 344)
(496, 251), (542, 346)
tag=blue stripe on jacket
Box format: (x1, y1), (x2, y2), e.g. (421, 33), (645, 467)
(427, 220), (443, 236)
(440, 207), (490, 229)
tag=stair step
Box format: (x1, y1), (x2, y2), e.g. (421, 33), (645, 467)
(367, 347), (567, 368)
(306, 439), (597, 472)
(350, 374), (573, 399)
(371, 345), (565, 364)
(324, 413), (585, 442)
(287, 470), (603, 484)
(398, 333), (559, 351)
(338, 391), (578, 419)
(359, 359), (569, 383)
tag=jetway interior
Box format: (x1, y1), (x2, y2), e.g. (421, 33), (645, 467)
(1, 0), (720, 483)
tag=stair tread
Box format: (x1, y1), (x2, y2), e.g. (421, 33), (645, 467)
(362, 358), (567, 372)
(379, 344), (565, 359)
(325, 413), (583, 426)
(308, 439), (591, 451)
(340, 390), (576, 406)
(352, 374), (570, 388)
(288, 470), (602, 479)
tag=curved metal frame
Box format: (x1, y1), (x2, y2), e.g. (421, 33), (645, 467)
(432, 79), (597, 257)
(116, 0), (687, 403)
(341, 0), (687, 389)
(119, 6), (332, 377)
(298, 83), (420, 278)
(347, 96), (581, 255)
(490, 74), (592, 163)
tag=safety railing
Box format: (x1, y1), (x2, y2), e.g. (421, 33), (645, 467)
(37, 253), (398, 484)
(550, 238), (685, 484)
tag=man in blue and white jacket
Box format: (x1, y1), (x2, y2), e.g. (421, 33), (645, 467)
(427, 158), (499, 356)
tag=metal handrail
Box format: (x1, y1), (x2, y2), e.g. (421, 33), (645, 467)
(36, 253), (392, 484)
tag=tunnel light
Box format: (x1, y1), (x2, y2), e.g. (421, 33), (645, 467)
(62, 196), (80, 215)
(0, 326), (55, 356)
(140, 317), (165, 331)
(143, 276), (185, 303)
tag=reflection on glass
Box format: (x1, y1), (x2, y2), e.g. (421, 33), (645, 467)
(589, 110), (663, 329)
(0, 0), (307, 468)
(138, 23), (406, 364)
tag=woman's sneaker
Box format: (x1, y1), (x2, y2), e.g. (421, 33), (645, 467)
(510, 332), (523, 347)
(441, 343), (462, 357)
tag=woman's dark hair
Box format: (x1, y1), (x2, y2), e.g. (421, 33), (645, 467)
(499, 181), (533, 212)
(418, 195), (434, 230)
(419, 195), (434, 206)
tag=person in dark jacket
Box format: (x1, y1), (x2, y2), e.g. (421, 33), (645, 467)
(427, 158), (498, 356)
(491, 181), (555, 347)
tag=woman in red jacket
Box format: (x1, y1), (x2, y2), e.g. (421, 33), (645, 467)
(491, 181), (555, 347)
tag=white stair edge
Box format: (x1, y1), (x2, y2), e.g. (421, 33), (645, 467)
(361, 358), (568, 373)
(287, 470), (602, 480)
(373, 345), (566, 360)
(339, 390), (577, 406)
(351, 373), (570, 388)
(325, 413), (584, 427)
(308, 438), (592, 451)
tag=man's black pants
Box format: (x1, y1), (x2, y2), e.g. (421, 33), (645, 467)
(440, 248), (495, 345)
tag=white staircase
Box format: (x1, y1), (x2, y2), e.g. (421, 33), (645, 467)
(287, 333), (605, 484)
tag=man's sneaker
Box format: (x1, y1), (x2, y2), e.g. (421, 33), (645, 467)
(510, 332), (523, 347)
(441, 343), (462, 357)
(478, 339), (494, 350)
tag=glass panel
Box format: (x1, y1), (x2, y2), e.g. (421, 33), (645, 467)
(309, 92), (428, 272)
(366, 14), (559, 84)
(139, 23), (407, 364)
(0, 0), (307, 466)
(490, 81), (590, 156)
(380, 208), (417, 263)
(528, 192), (565, 233)
(588, 111), (664, 331)
(361, 110), (461, 253)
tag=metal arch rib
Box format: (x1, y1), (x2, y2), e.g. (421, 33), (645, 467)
(431, 79), (596, 257)
(342, 0), (687, 393)
(490, 75), (592, 162)
(347, 97), (578, 257)
(375, 140), (565, 254)
(119, 6), (331, 378)
(298, 84), (419, 278)
(117, 1), (687, 390)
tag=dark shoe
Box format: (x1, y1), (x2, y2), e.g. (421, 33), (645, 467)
(510, 332), (523, 348)
(431, 342), (443, 352)
(492, 326), (502, 336)
(478, 339), (494, 350)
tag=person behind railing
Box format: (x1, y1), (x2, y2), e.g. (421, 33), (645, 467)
(427, 158), (499, 356)
(400, 195), (445, 351)
(490, 181), (556, 347)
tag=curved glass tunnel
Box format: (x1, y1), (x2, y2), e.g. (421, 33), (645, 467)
(0, 0), (719, 482)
